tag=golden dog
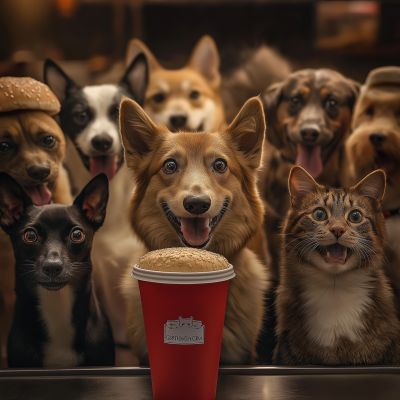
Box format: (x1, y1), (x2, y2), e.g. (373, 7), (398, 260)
(343, 66), (400, 295)
(119, 97), (269, 365)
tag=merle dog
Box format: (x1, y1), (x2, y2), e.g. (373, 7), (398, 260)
(0, 172), (114, 368)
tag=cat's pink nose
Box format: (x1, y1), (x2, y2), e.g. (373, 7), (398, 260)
(330, 225), (346, 238)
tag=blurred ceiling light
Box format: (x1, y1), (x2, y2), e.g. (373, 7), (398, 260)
(55, 0), (79, 18)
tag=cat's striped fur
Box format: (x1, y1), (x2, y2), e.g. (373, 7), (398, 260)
(274, 166), (400, 365)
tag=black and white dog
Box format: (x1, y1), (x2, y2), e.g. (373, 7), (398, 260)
(0, 172), (114, 368)
(43, 55), (148, 365)
(44, 54), (147, 182)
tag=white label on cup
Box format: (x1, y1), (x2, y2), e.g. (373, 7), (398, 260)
(164, 317), (204, 345)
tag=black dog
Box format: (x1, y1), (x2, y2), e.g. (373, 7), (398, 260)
(0, 172), (114, 368)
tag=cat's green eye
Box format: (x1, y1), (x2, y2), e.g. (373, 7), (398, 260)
(312, 208), (327, 221)
(349, 210), (363, 223)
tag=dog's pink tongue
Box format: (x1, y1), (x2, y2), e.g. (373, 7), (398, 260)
(296, 144), (323, 178)
(323, 243), (347, 265)
(180, 218), (210, 246)
(24, 184), (52, 206)
(90, 156), (117, 180)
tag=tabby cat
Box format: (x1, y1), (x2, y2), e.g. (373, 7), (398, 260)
(273, 166), (400, 365)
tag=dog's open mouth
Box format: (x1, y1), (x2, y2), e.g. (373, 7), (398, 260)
(39, 281), (69, 291)
(374, 150), (396, 173)
(319, 243), (353, 265)
(77, 149), (124, 181)
(162, 199), (228, 248)
(24, 183), (52, 206)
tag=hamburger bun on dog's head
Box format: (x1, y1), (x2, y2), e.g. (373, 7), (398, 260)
(0, 77), (60, 115)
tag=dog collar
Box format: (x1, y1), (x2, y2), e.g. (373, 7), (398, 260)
(383, 208), (400, 219)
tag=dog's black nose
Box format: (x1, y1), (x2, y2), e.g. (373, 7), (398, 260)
(183, 195), (211, 215)
(42, 262), (63, 278)
(92, 134), (113, 151)
(27, 164), (50, 181)
(170, 115), (187, 128)
(300, 128), (319, 143)
(369, 132), (386, 147)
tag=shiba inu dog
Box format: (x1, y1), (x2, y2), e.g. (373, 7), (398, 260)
(44, 54), (148, 365)
(259, 69), (360, 279)
(0, 172), (114, 368)
(125, 36), (225, 132)
(119, 97), (269, 365)
(343, 66), (400, 296)
(0, 77), (72, 367)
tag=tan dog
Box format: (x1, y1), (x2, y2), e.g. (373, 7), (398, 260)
(343, 66), (400, 295)
(0, 77), (72, 367)
(259, 69), (360, 278)
(125, 36), (225, 132)
(119, 97), (268, 365)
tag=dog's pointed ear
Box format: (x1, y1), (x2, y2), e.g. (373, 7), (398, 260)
(125, 39), (161, 72)
(120, 53), (149, 107)
(225, 97), (265, 170)
(119, 98), (166, 170)
(262, 80), (285, 149)
(289, 166), (322, 207)
(73, 173), (109, 231)
(43, 59), (78, 104)
(0, 173), (32, 233)
(188, 35), (220, 86)
(351, 169), (386, 203)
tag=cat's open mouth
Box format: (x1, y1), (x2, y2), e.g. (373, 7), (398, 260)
(319, 243), (353, 265)
(162, 199), (228, 249)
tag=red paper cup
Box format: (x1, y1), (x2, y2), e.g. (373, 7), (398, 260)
(132, 263), (235, 400)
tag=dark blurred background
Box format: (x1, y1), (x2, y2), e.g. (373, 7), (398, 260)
(0, 0), (399, 85)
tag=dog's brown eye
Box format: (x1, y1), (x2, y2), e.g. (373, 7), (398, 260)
(0, 142), (11, 153)
(163, 159), (177, 174)
(349, 210), (363, 224)
(24, 230), (37, 243)
(153, 93), (165, 103)
(214, 159), (227, 173)
(73, 111), (89, 126)
(366, 107), (374, 116)
(291, 96), (301, 104)
(313, 208), (327, 221)
(71, 229), (85, 242)
(42, 136), (55, 147)
(325, 99), (337, 109)
(189, 91), (200, 100)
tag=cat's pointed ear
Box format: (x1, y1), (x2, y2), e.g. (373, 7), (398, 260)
(352, 169), (386, 202)
(0, 172), (32, 233)
(289, 166), (322, 206)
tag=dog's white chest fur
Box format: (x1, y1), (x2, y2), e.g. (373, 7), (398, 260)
(37, 286), (81, 367)
(300, 269), (375, 347)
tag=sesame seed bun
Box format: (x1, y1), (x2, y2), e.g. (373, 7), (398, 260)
(365, 66), (400, 89)
(0, 77), (60, 115)
(137, 248), (229, 272)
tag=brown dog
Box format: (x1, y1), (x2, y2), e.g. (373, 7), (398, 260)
(125, 36), (225, 133)
(343, 66), (400, 295)
(259, 69), (360, 278)
(119, 97), (269, 365)
(0, 77), (72, 367)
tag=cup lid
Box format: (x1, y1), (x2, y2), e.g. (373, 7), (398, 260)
(131, 264), (235, 284)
